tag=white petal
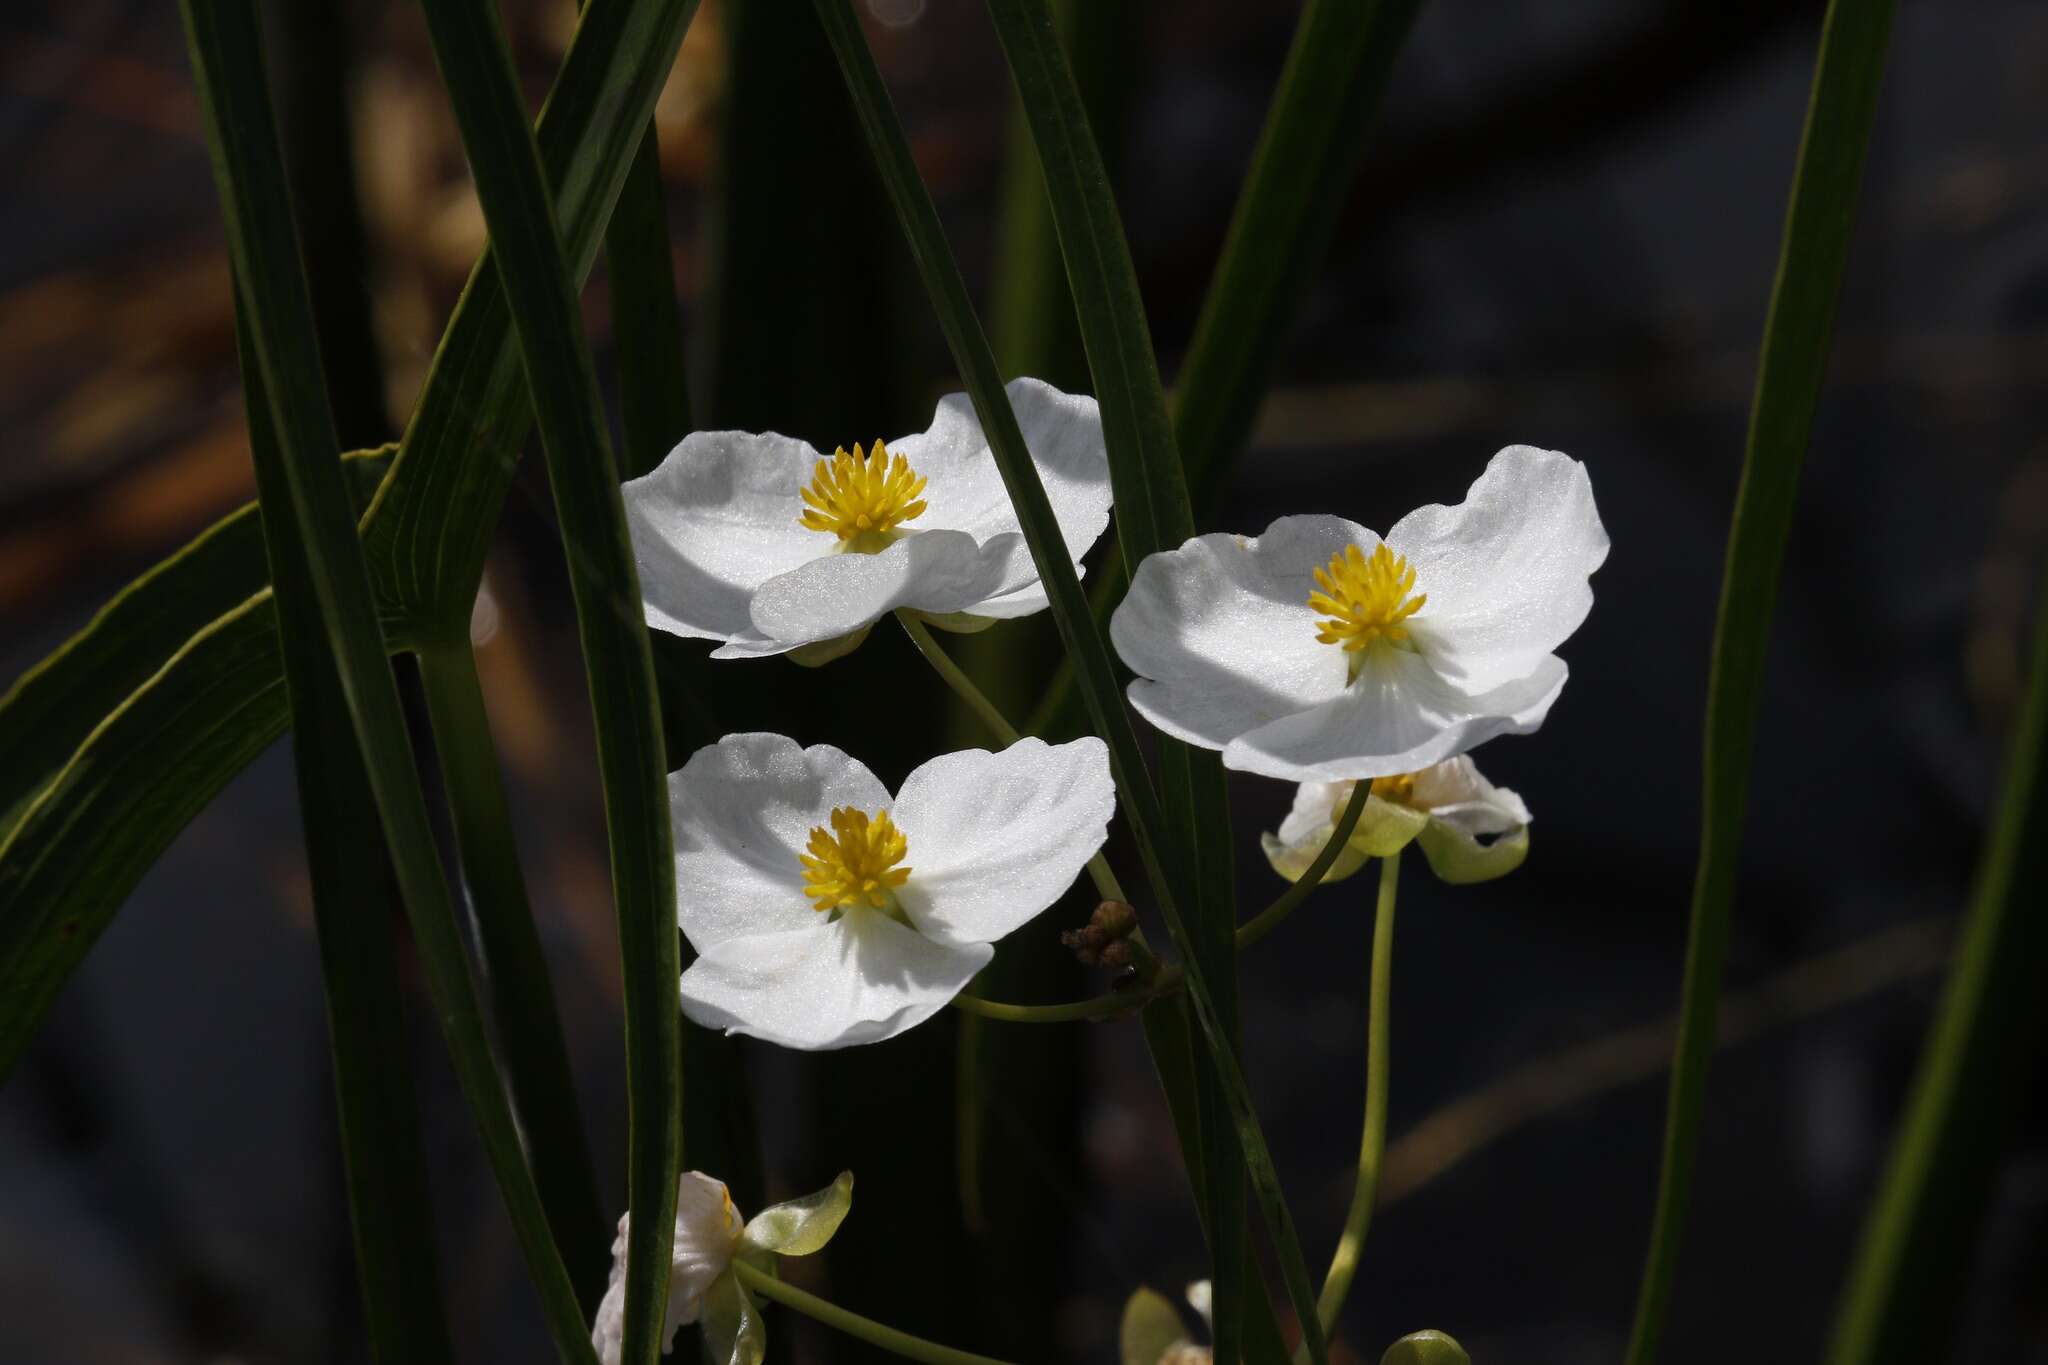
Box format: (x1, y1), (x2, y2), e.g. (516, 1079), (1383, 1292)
(889, 737), (1115, 947)
(678, 913), (991, 1050)
(624, 430), (831, 642)
(745, 530), (1034, 651)
(589, 1172), (743, 1363)
(1112, 517), (1358, 751)
(1385, 445), (1608, 694)
(1225, 651), (1568, 782)
(1406, 755), (1532, 837)
(893, 378), (1112, 569)
(669, 1171), (745, 1324)
(1274, 779), (1353, 850)
(670, 734), (890, 951)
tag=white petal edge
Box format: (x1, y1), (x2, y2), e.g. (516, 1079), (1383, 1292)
(1387, 445), (1609, 694)
(1225, 652), (1568, 782)
(744, 530), (1035, 652)
(1407, 755), (1532, 837)
(624, 429), (832, 642)
(670, 734), (890, 951)
(1112, 517), (1359, 752)
(889, 737), (1115, 947)
(678, 913), (991, 1051)
(892, 377), (1112, 571)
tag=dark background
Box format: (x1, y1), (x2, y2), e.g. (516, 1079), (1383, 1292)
(3, 1), (2045, 1362)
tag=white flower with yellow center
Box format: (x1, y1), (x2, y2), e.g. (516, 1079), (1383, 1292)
(1110, 445), (1607, 781)
(670, 732), (1115, 1050)
(590, 1169), (853, 1365)
(1262, 756), (1532, 887)
(624, 378), (1111, 662)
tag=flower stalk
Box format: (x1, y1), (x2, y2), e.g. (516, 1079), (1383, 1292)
(1313, 850), (1401, 1341)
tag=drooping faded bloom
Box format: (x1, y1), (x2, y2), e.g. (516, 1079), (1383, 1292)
(589, 1169), (853, 1365)
(670, 732), (1115, 1050)
(1261, 756), (1532, 886)
(624, 379), (1111, 663)
(1109, 446), (1607, 781)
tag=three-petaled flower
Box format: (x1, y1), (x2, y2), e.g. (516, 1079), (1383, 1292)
(670, 732), (1115, 1050)
(624, 378), (1111, 663)
(1261, 755), (1532, 887)
(590, 1169), (853, 1365)
(1109, 445), (1607, 781)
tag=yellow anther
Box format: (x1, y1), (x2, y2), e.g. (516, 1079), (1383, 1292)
(1369, 772), (1418, 806)
(797, 441), (929, 550)
(798, 806), (913, 912)
(1309, 542), (1427, 654)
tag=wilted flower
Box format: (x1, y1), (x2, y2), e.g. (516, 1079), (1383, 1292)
(670, 732), (1115, 1049)
(624, 378), (1110, 663)
(1110, 445), (1607, 781)
(590, 1169), (853, 1365)
(1261, 755), (1531, 886)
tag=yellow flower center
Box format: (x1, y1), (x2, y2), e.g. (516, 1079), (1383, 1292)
(1309, 543), (1427, 656)
(1368, 772), (1418, 806)
(799, 806), (913, 912)
(798, 441), (929, 552)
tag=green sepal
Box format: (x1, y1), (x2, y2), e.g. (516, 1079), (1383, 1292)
(1119, 1287), (1189, 1365)
(1415, 822), (1528, 885)
(698, 1271), (766, 1365)
(1260, 794), (1424, 885)
(738, 1170), (853, 1256)
(1381, 1329), (1471, 1365)
(786, 625), (872, 668)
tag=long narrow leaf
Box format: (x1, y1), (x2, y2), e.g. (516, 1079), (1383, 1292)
(237, 305), (453, 1365)
(606, 127), (692, 480)
(1825, 579), (2048, 1361)
(0, 449), (388, 844)
(812, 6), (1328, 1359)
(411, 3), (680, 1361)
(1174, 0), (1424, 506)
(179, 4), (596, 1359)
(373, 0), (704, 625)
(0, 0), (702, 1077)
(416, 641), (611, 1304)
(1623, 3), (1897, 1361)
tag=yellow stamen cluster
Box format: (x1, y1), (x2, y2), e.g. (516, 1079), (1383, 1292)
(1368, 772), (1418, 806)
(799, 806), (912, 912)
(798, 441), (928, 548)
(1309, 543), (1427, 653)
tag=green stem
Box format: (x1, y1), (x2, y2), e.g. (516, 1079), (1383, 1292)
(730, 1261), (1017, 1365)
(895, 610), (1126, 905)
(951, 784), (1371, 1024)
(896, 611), (1019, 745)
(1235, 782), (1371, 951)
(1313, 850), (1400, 1341)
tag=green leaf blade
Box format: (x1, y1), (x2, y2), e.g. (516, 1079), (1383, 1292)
(410, 2), (682, 1361)
(180, 2), (598, 1358)
(238, 304), (454, 1365)
(1624, 2), (1898, 1360)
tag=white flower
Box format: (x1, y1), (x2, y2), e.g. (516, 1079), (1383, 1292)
(670, 732), (1115, 1050)
(590, 1171), (743, 1365)
(590, 1170), (854, 1365)
(1110, 445), (1607, 781)
(624, 378), (1111, 661)
(1261, 755), (1532, 886)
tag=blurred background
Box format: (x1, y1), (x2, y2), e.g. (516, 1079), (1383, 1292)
(3, 0), (2046, 1361)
